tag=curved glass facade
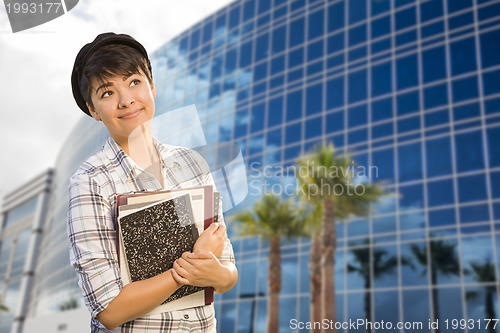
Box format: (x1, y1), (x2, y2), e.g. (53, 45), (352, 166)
(27, 0), (500, 332)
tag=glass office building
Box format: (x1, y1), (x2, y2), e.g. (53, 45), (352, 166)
(15, 0), (500, 332)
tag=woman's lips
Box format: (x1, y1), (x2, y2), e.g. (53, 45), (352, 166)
(119, 108), (142, 119)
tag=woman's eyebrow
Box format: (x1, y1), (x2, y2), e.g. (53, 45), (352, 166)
(95, 74), (135, 95)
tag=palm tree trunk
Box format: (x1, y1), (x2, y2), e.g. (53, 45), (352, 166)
(321, 198), (336, 333)
(431, 267), (440, 333)
(310, 234), (322, 333)
(268, 235), (281, 333)
(364, 274), (372, 333)
(485, 289), (496, 333)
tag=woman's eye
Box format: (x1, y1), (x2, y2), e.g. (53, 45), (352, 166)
(101, 90), (112, 98)
(130, 79), (141, 86)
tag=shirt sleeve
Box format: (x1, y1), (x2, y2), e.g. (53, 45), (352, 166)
(191, 150), (235, 265)
(67, 172), (122, 320)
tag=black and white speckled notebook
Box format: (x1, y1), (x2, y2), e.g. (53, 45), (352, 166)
(118, 193), (205, 304)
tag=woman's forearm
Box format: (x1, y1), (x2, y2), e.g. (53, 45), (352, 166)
(213, 261), (238, 294)
(96, 269), (182, 330)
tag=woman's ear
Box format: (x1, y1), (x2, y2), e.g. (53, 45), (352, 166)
(87, 103), (100, 121)
(151, 83), (156, 99)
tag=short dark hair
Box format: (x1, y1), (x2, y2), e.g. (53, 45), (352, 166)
(79, 43), (153, 108)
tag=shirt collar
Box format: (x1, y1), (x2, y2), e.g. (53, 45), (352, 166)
(103, 136), (137, 184)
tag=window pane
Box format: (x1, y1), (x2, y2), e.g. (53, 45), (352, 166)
(455, 131), (484, 172)
(428, 179), (455, 207)
(328, 1), (345, 32)
(255, 33), (269, 62)
(481, 30), (500, 68)
(371, 61), (392, 97)
(423, 46), (446, 83)
(424, 84), (448, 109)
(401, 242), (429, 287)
(267, 96), (283, 127)
(426, 137), (452, 177)
(397, 91), (419, 115)
(403, 290), (431, 332)
(348, 104), (367, 128)
(451, 38), (477, 76)
(289, 17), (305, 48)
(349, 0), (366, 24)
(396, 7), (416, 30)
(372, 98), (393, 121)
(308, 9), (324, 40)
(399, 183), (424, 211)
(326, 111), (344, 134)
(348, 69), (367, 103)
(306, 83), (323, 116)
(458, 174), (487, 203)
(452, 76), (479, 103)
(286, 90), (302, 121)
(327, 76), (344, 109)
(397, 54), (418, 90)
(487, 126), (500, 167)
(398, 143), (422, 182)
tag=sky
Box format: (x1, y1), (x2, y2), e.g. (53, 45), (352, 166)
(0, 0), (235, 204)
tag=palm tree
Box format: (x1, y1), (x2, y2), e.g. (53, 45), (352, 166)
(466, 260), (497, 333)
(410, 238), (460, 333)
(231, 194), (308, 333)
(296, 142), (387, 333)
(347, 239), (411, 333)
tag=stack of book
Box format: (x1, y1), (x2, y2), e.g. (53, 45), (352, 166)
(115, 185), (220, 314)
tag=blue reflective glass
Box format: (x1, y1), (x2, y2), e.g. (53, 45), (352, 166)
(287, 67), (303, 82)
(455, 131), (485, 172)
(399, 183), (424, 211)
(307, 60), (323, 76)
(372, 122), (393, 139)
(286, 90), (303, 121)
(453, 102), (480, 121)
(491, 171), (500, 198)
(348, 104), (367, 128)
(448, 0), (473, 13)
(190, 28), (201, 50)
(395, 0), (413, 7)
(349, 24), (366, 46)
(289, 17), (305, 48)
(481, 30), (500, 68)
(219, 115), (234, 141)
(326, 76), (344, 109)
(349, 0), (366, 24)
(285, 123), (301, 144)
(371, 61), (392, 97)
(326, 111), (344, 133)
(202, 20), (213, 44)
(348, 69), (367, 103)
(451, 38), (477, 76)
(420, 0), (443, 22)
(306, 116), (322, 139)
(371, 15), (390, 39)
(327, 54), (344, 68)
(250, 103), (265, 133)
(426, 136), (453, 178)
(425, 109), (449, 127)
(291, 0), (305, 11)
(460, 204), (490, 223)
(424, 84), (448, 109)
(257, 13), (270, 27)
(371, 0), (390, 16)
(397, 91), (419, 115)
(284, 144), (301, 160)
(372, 148), (394, 182)
(211, 55), (223, 81)
(398, 143), (422, 182)
(372, 98), (393, 121)
(258, 0), (270, 14)
(373, 215), (396, 234)
(485, 97), (500, 115)
(348, 46), (366, 62)
(255, 33), (269, 62)
(308, 40), (323, 61)
(458, 174), (488, 203)
(239, 41), (253, 68)
(397, 54), (418, 90)
(328, 1), (345, 32)
(266, 127), (282, 148)
(267, 96), (283, 127)
(375, 291), (400, 323)
(400, 212), (425, 231)
(234, 108), (249, 139)
(421, 21), (444, 39)
(423, 46), (446, 83)
(271, 55), (285, 75)
(243, 0), (255, 22)
(308, 9), (324, 40)
(288, 47), (304, 68)
(253, 62), (267, 82)
(215, 13), (227, 36)
(371, 38), (391, 54)
(482, 69), (500, 96)
(306, 83), (323, 116)
(396, 29), (417, 46)
(248, 134), (264, 155)
(487, 127), (500, 167)
(271, 26), (286, 55)
(224, 48), (237, 75)
(428, 179), (454, 207)
(348, 129), (367, 145)
(396, 7), (416, 30)
(429, 208), (456, 227)
(398, 116), (420, 133)
(328, 32), (344, 54)
(452, 76), (479, 103)
(229, 6), (240, 29)
(449, 12), (473, 30)
(401, 244), (429, 287)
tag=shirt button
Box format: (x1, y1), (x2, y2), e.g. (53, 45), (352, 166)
(184, 314), (189, 320)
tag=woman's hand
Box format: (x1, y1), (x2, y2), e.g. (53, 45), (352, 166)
(192, 222), (227, 258)
(171, 250), (224, 287)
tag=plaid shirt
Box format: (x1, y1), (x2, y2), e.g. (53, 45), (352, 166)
(67, 136), (235, 332)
